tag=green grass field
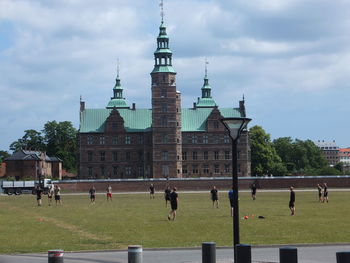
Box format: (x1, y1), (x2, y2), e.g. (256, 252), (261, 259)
(0, 190), (349, 253)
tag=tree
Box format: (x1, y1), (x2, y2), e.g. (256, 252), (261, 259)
(9, 129), (46, 152)
(249, 125), (285, 176)
(42, 121), (77, 172)
(0, 150), (10, 162)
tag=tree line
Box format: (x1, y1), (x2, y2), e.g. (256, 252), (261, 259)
(249, 125), (343, 176)
(3, 121), (77, 173)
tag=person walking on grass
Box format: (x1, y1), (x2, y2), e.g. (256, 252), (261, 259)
(89, 186), (96, 204)
(323, 183), (329, 203)
(228, 187), (234, 217)
(250, 183), (257, 200)
(48, 185), (54, 206)
(317, 184), (323, 202)
(54, 185), (62, 205)
(164, 186), (171, 207)
(36, 185), (43, 206)
(149, 184), (155, 199)
(106, 185), (112, 201)
(210, 186), (219, 208)
(289, 186), (295, 216)
(168, 187), (178, 221)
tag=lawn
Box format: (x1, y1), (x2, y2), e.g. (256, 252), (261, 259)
(0, 190), (349, 253)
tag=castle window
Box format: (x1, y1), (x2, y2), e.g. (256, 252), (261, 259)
(214, 164), (220, 174)
(112, 123), (118, 131)
(162, 165), (169, 177)
(192, 134), (197, 144)
(138, 135), (143, 144)
(192, 165), (198, 174)
(162, 134), (168, 143)
(225, 151), (230, 160)
(126, 152), (131, 161)
(213, 135), (219, 144)
(99, 136), (105, 145)
(182, 152), (187, 160)
(125, 135), (131, 144)
(203, 151), (208, 160)
(182, 165), (188, 174)
(161, 116), (167, 126)
(100, 151), (105, 161)
(87, 151), (93, 162)
(161, 103), (167, 112)
(203, 165), (209, 174)
(161, 88), (167, 98)
(225, 164), (230, 173)
(214, 151), (219, 160)
(224, 135), (230, 144)
(113, 166), (118, 177)
(203, 135), (208, 144)
(113, 151), (118, 161)
(138, 151), (144, 161)
(213, 121), (219, 129)
(112, 136), (118, 144)
(125, 167), (131, 177)
(87, 136), (93, 145)
(193, 151), (197, 160)
(162, 151), (168, 161)
(88, 167), (93, 178)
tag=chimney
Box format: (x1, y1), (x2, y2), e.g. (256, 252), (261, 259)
(132, 103), (136, 110)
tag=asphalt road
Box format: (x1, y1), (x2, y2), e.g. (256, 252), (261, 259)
(0, 245), (349, 263)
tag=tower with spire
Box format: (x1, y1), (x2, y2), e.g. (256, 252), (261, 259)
(107, 62), (129, 109)
(151, 1), (182, 178)
(196, 59), (217, 108)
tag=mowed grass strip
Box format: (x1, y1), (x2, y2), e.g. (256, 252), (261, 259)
(0, 190), (349, 253)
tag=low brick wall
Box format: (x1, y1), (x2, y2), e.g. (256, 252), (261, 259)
(55, 176), (350, 193)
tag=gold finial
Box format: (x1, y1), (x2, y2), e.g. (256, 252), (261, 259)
(160, 0), (164, 23)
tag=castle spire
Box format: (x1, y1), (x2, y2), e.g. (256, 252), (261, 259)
(195, 58), (217, 108)
(106, 61), (129, 109)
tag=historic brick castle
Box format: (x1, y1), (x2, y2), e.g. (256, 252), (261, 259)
(78, 19), (251, 179)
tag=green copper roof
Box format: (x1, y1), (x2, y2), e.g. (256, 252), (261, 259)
(106, 99), (129, 109)
(151, 65), (176, 73)
(80, 108), (152, 133)
(196, 98), (217, 108)
(154, 48), (172, 54)
(80, 107), (243, 133)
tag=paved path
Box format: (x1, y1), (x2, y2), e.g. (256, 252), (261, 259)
(0, 245), (349, 263)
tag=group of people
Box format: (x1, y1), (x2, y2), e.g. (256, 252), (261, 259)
(36, 184), (61, 206)
(88, 185), (113, 204)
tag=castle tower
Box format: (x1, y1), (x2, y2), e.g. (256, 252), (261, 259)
(151, 17), (182, 178)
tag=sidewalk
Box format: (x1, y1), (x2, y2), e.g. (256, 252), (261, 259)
(0, 244), (349, 263)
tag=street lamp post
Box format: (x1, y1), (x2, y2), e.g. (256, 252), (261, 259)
(220, 117), (251, 261)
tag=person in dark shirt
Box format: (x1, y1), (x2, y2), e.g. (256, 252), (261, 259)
(317, 184), (323, 202)
(323, 183), (329, 203)
(36, 186), (43, 206)
(168, 187), (178, 221)
(250, 183), (257, 200)
(164, 186), (171, 207)
(210, 186), (219, 208)
(89, 186), (96, 204)
(289, 186), (295, 216)
(149, 184), (155, 199)
(228, 187), (234, 217)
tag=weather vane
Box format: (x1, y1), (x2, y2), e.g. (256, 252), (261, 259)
(160, 0), (164, 23)
(117, 58), (120, 78)
(205, 58), (209, 77)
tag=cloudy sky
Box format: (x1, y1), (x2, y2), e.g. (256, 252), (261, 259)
(1, 0), (350, 151)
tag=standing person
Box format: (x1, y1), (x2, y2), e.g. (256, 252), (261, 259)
(149, 184), (155, 199)
(54, 185), (62, 205)
(168, 187), (178, 221)
(36, 185), (43, 206)
(48, 185), (54, 206)
(289, 186), (295, 216)
(228, 187), (234, 217)
(210, 186), (219, 208)
(164, 186), (171, 207)
(89, 186), (96, 204)
(250, 183), (257, 200)
(106, 185), (112, 201)
(323, 183), (329, 203)
(317, 184), (323, 202)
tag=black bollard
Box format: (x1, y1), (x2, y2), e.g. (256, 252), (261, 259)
(202, 242), (216, 263)
(336, 251), (350, 263)
(236, 244), (251, 263)
(280, 247), (297, 263)
(128, 245), (142, 263)
(48, 250), (64, 263)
